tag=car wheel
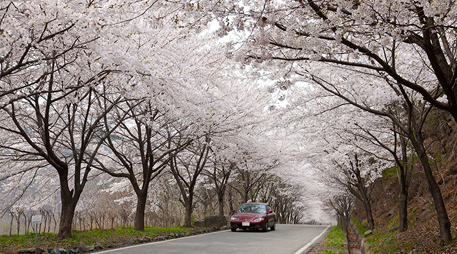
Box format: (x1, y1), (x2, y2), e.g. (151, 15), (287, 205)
(271, 222), (276, 231)
(231, 228), (236, 232)
(262, 223), (268, 232)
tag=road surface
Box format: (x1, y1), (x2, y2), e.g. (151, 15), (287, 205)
(96, 224), (330, 254)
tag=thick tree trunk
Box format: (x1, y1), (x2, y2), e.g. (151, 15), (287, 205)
(413, 139), (452, 244)
(57, 172), (80, 239)
(183, 198), (193, 228)
(58, 199), (77, 239)
(243, 190), (249, 203)
(399, 187), (408, 232)
(217, 193), (224, 218)
(134, 192), (148, 231)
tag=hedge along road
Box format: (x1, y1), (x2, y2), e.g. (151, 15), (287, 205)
(96, 224), (331, 254)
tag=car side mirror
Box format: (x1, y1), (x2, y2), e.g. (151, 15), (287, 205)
(268, 210), (273, 214)
(233, 209), (237, 213)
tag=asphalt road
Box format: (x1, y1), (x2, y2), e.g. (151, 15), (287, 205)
(96, 224), (331, 254)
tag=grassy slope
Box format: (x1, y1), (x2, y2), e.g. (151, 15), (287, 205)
(352, 168), (457, 253)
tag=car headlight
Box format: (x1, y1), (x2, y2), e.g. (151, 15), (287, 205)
(231, 217), (239, 221)
(253, 217), (265, 221)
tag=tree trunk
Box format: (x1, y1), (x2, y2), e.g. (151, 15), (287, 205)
(399, 187), (408, 232)
(183, 196), (194, 228)
(342, 216), (348, 236)
(354, 181), (375, 230)
(58, 200), (77, 239)
(43, 213), (48, 234)
(16, 212), (21, 235)
(362, 195), (374, 230)
(413, 138), (452, 244)
(24, 215), (29, 234)
(217, 193), (224, 218)
(9, 212), (14, 236)
(228, 187), (233, 213)
(243, 189), (249, 203)
(134, 191), (148, 231)
(397, 135), (410, 232)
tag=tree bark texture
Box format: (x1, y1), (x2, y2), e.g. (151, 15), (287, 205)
(411, 137), (452, 244)
(218, 194), (224, 218)
(58, 196), (78, 239)
(134, 191), (148, 231)
(398, 188), (408, 232)
(183, 195), (194, 228)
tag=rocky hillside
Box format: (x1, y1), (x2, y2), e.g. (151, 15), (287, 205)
(351, 111), (457, 253)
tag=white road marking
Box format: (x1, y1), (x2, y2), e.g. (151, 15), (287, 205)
(95, 230), (228, 254)
(293, 225), (331, 254)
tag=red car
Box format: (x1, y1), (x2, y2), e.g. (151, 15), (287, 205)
(230, 202), (276, 232)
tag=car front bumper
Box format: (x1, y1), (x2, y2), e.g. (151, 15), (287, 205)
(230, 220), (266, 229)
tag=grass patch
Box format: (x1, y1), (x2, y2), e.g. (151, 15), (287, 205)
(351, 218), (370, 235)
(366, 231), (399, 253)
(0, 226), (205, 252)
(364, 229), (421, 253)
(325, 226), (344, 246)
(354, 214), (422, 253)
(408, 207), (417, 227)
(324, 250), (343, 254)
(323, 226), (344, 254)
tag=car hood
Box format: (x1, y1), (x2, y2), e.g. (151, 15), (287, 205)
(233, 213), (266, 220)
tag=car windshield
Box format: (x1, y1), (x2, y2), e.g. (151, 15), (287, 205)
(237, 204), (267, 213)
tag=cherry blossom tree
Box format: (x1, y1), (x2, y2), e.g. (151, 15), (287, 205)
(93, 100), (191, 231)
(168, 133), (212, 227)
(204, 155), (235, 218)
(333, 153), (379, 230)
(336, 113), (415, 232)
(0, 79), (126, 238)
(329, 193), (354, 235)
